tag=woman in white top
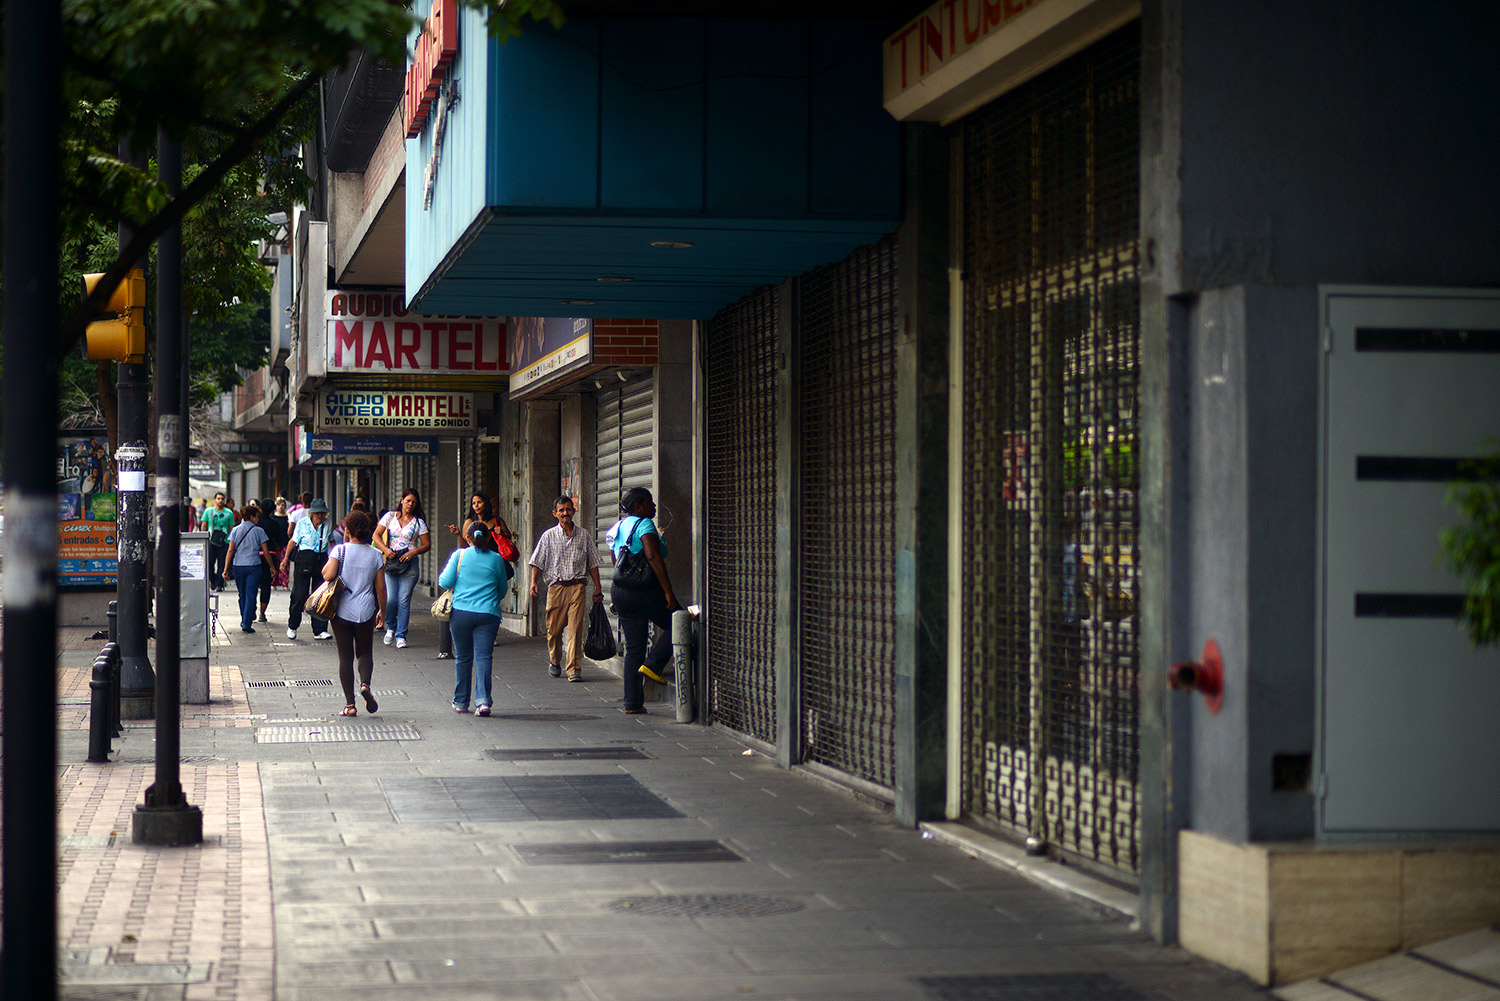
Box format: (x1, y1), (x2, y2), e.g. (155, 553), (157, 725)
(373, 488), (431, 649)
(322, 510), (386, 717)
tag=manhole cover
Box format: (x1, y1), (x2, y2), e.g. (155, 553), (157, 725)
(256, 724), (421, 743)
(486, 746), (650, 761)
(380, 774), (681, 823)
(489, 712), (601, 721)
(607, 894), (804, 918)
(916, 973), (1153, 1001)
(294, 688), (406, 699)
(246, 679), (335, 688)
(514, 840), (741, 865)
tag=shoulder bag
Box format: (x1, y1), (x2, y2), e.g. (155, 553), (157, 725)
(383, 514), (417, 574)
(304, 545), (346, 619)
(612, 518), (656, 591)
(431, 549), (464, 621)
(493, 527), (519, 563)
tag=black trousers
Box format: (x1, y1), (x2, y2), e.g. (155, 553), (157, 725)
(613, 584), (673, 712)
(287, 556), (328, 634)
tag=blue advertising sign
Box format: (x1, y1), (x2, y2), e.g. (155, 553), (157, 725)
(306, 435), (440, 455)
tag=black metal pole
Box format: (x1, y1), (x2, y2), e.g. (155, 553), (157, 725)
(116, 138), (155, 719)
(135, 133), (202, 844)
(2, 0), (61, 995)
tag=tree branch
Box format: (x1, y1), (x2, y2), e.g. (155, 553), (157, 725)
(57, 71), (320, 362)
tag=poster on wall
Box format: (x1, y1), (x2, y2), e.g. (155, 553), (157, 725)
(57, 434), (118, 587)
(509, 317), (592, 399)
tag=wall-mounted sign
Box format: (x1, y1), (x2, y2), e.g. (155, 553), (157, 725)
(292, 431), (384, 467)
(509, 317), (593, 399)
(404, 0), (458, 138)
(315, 389), (476, 434)
(57, 434), (117, 588)
(306, 435), (440, 455)
(325, 290), (506, 375)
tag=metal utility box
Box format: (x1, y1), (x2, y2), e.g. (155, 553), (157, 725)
(179, 531), (211, 703)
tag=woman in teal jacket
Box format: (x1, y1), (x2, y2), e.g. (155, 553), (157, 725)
(438, 523), (513, 715)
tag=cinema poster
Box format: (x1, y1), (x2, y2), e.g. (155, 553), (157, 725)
(57, 434), (119, 588)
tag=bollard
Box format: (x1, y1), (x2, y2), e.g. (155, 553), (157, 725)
(107, 599), (118, 643)
(671, 609), (694, 724)
(106, 641), (123, 737)
(88, 653), (114, 762)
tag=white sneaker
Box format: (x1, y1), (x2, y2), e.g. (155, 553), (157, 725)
(313, 631), (332, 641)
(286, 628), (297, 640)
(383, 630), (394, 645)
(395, 637), (407, 649)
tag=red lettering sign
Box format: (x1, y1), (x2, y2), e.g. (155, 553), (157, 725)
(404, 0), (459, 138)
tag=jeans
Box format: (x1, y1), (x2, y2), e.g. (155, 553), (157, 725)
(232, 563), (263, 630)
(287, 557), (328, 635)
(386, 564), (418, 640)
(613, 584), (672, 711)
(450, 608), (501, 709)
(331, 615), (376, 706)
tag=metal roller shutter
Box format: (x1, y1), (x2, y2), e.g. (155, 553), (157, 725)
(594, 374), (656, 596)
(798, 237), (900, 790)
(705, 288), (779, 744)
(960, 24), (1142, 874)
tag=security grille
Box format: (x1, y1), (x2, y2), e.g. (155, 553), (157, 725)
(798, 237), (900, 789)
(960, 24), (1142, 873)
(705, 287), (780, 744)
(594, 375), (656, 599)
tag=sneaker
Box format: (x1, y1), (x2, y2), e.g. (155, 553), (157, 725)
(453, 703), (469, 714)
(567, 671), (584, 683)
(476, 705), (491, 717)
(258, 613), (268, 622)
(548, 663), (562, 678)
(395, 637), (407, 649)
(241, 626), (256, 634)
(383, 630), (395, 646)
(623, 707), (646, 715)
(313, 631), (332, 641)
(638, 664), (670, 685)
(286, 628), (297, 640)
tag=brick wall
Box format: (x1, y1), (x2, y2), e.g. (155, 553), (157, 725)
(590, 319), (659, 366)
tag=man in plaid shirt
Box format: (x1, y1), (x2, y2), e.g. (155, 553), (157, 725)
(528, 496), (603, 681)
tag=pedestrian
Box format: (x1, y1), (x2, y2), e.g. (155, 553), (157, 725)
(257, 496), (289, 621)
(203, 491), (235, 591)
(445, 491), (516, 555)
(322, 510), (386, 717)
(606, 487), (679, 714)
(337, 499), (368, 546)
(439, 523), (513, 714)
(528, 495), (603, 682)
(223, 502), (275, 634)
(287, 491), (312, 526)
(374, 488), (431, 650)
(283, 498), (334, 641)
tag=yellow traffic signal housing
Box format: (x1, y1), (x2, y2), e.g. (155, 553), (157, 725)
(81, 268), (147, 362)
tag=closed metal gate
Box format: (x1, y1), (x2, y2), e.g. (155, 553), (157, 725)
(705, 288), (780, 744)
(594, 375), (656, 596)
(959, 24), (1142, 874)
(798, 237), (900, 789)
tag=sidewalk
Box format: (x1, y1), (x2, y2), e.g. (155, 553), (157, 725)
(49, 585), (1272, 1001)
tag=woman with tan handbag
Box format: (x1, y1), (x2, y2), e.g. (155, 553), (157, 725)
(436, 523), (512, 715)
(321, 510), (386, 717)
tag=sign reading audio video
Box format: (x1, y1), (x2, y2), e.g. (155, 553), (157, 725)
(316, 389), (476, 433)
(324, 290), (506, 375)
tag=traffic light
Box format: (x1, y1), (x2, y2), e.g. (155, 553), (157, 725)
(81, 268), (147, 362)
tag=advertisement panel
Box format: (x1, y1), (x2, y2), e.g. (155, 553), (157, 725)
(306, 434), (440, 455)
(315, 389), (475, 434)
(324, 290), (506, 376)
(57, 434), (118, 587)
(509, 317), (592, 398)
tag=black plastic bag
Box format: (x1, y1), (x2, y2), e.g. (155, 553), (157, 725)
(584, 601), (617, 660)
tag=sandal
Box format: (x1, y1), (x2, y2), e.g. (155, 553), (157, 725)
(339, 704), (357, 717)
(361, 685), (378, 713)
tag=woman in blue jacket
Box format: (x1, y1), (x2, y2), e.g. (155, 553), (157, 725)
(437, 523), (513, 715)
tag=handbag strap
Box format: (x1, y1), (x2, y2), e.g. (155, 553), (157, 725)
(622, 516), (644, 554)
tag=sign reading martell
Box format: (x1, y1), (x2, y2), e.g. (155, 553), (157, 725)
(324, 291), (506, 375)
(316, 390), (475, 433)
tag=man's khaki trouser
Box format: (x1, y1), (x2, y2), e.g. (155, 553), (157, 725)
(544, 581), (588, 676)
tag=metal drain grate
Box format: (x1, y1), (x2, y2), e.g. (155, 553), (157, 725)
(246, 679), (336, 688)
(607, 894), (804, 918)
(381, 774), (681, 823)
(112, 756), (224, 765)
(57, 697), (94, 706)
(514, 841), (742, 865)
(485, 746), (650, 761)
(293, 688), (406, 699)
(61, 988), (147, 1001)
(256, 724), (422, 743)
(917, 973), (1154, 1000)
(489, 712), (601, 721)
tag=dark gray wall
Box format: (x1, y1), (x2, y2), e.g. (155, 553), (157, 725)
(1143, 0), (1500, 845)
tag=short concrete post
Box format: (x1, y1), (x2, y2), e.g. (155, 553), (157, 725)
(671, 609), (694, 724)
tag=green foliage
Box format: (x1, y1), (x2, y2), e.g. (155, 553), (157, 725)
(1439, 443), (1500, 648)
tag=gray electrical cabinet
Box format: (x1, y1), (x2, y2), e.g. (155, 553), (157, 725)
(179, 530), (211, 703)
(1319, 288), (1500, 835)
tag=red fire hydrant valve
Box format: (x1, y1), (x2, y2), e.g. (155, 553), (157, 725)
(1169, 638), (1224, 714)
